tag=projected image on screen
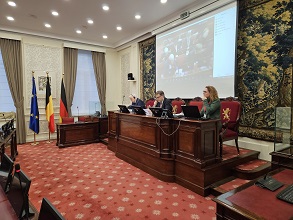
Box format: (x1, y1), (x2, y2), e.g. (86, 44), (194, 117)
(157, 18), (214, 80)
(156, 2), (237, 98)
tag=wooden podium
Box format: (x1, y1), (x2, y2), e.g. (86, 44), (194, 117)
(56, 116), (108, 148)
(56, 122), (100, 148)
(108, 111), (221, 196)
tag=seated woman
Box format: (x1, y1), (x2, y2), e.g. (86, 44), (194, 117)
(200, 86), (220, 120)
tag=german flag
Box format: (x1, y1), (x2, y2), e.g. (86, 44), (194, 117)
(59, 78), (68, 123)
(45, 75), (55, 133)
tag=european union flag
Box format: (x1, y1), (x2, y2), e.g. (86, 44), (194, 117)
(29, 76), (39, 134)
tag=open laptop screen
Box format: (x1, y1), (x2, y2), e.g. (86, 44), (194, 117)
(149, 107), (163, 117)
(181, 105), (201, 119)
(132, 106), (146, 115)
(118, 105), (130, 113)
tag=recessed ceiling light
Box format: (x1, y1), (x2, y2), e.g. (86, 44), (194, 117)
(87, 19), (93, 24)
(116, 26), (122, 31)
(51, 11), (59, 16)
(161, 0), (167, 3)
(45, 23), (51, 28)
(7, 1), (16, 7)
(102, 5), (109, 11)
(76, 30), (82, 34)
(103, 35), (108, 39)
(7, 16), (14, 21)
(135, 14), (141, 20)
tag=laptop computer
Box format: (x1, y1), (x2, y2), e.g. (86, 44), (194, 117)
(118, 105), (130, 113)
(161, 109), (174, 118)
(181, 105), (201, 119)
(132, 106), (146, 115)
(149, 107), (163, 117)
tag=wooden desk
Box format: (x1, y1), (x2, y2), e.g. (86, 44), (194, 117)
(213, 169), (293, 220)
(56, 122), (100, 148)
(0, 129), (17, 161)
(108, 111), (221, 196)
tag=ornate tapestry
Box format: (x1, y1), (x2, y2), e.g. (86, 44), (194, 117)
(139, 37), (156, 101)
(237, 0), (293, 141)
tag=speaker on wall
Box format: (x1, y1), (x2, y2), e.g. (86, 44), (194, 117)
(128, 73), (134, 80)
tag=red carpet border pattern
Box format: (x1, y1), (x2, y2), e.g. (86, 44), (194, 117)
(15, 142), (216, 220)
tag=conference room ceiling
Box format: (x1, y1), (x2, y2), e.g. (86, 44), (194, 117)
(0, 0), (210, 48)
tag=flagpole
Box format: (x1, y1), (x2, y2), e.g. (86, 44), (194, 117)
(29, 70), (40, 145)
(31, 132), (39, 145)
(47, 129), (52, 143)
(46, 71), (54, 143)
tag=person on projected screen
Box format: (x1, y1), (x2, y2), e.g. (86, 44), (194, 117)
(153, 90), (172, 112)
(128, 94), (146, 109)
(200, 86), (220, 120)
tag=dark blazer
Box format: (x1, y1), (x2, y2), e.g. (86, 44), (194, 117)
(131, 98), (146, 109)
(155, 97), (172, 112)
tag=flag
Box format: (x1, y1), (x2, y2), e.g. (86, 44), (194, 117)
(29, 76), (39, 134)
(45, 75), (55, 133)
(59, 78), (68, 123)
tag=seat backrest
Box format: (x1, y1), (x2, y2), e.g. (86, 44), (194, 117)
(7, 169), (31, 219)
(0, 153), (14, 192)
(38, 197), (65, 220)
(145, 98), (155, 108)
(171, 98), (185, 114)
(189, 97), (203, 111)
(78, 116), (86, 122)
(61, 117), (74, 124)
(220, 98), (241, 130)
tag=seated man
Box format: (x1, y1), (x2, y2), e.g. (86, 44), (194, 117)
(153, 90), (172, 112)
(128, 94), (146, 109)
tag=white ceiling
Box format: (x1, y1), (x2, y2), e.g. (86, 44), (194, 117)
(0, 0), (213, 48)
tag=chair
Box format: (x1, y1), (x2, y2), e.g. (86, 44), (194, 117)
(78, 116), (86, 122)
(189, 97), (203, 111)
(219, 97), (241, 157)
(0, 153), (14, 193)
(145, 98), (155, 108)
(61, 117), (74, 124)
(7, 169), (32, 219)
(171, 98), (185, 114)
(38, 197), (65, 220)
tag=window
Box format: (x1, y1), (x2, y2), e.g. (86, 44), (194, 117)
(0, 50), (15, 112)
(71, 50), (100, 116)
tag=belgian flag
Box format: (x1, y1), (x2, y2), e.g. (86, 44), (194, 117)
(45, 75), (55, 133)
(59, 78), (68, 123)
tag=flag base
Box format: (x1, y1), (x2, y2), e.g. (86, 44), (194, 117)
(31, 142), (39, 145)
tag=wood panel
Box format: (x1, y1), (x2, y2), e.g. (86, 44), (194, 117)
(56, 122), (99, 148)
(108, 111), (222, 196)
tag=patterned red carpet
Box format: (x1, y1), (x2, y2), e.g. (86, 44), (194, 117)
(217, 178), (251, 192)
(15, 142), (217, 220)
(236, 159), (268, 171)
(221, 145), (251, 161)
